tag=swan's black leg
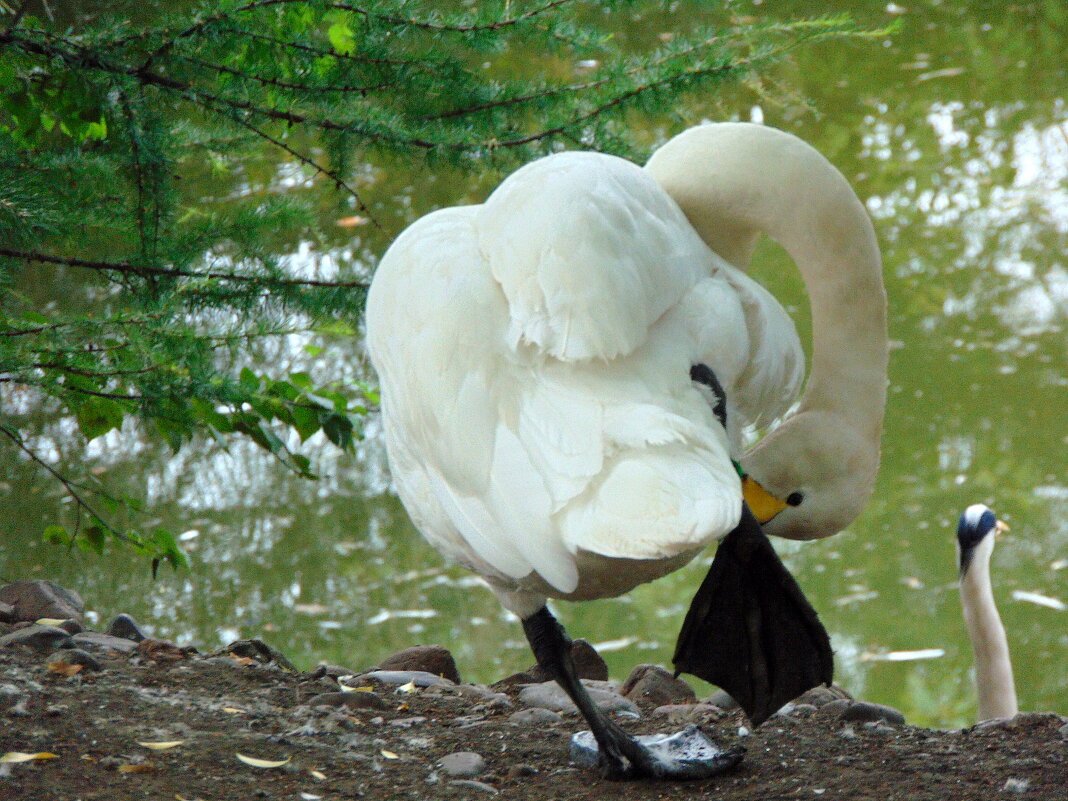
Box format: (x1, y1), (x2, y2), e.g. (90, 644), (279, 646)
(522, 607), (661, 779)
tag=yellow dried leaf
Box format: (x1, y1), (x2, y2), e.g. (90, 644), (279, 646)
(47, 660), (84, 677)
(137, 740), (185, 751)
(221, 707), (245, 714)
(35, 618), (69, 627)
(118, 763), (155, 773)
(1, 751), (59, 763)
(236, 753), (291, 768)
(397, 680), (417, 693)
(338, 684), (374, 693)
(230, 655), (256, 667)
(380, 749), (399, 760)
(396, 702), (410, 712)
(309, 769), (327, 780)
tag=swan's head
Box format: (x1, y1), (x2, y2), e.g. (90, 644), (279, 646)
(957, 503), (1008, 576)
(739, 409), (881, 541)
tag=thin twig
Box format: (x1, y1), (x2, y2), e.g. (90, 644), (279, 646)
(0, 248), (369, 289)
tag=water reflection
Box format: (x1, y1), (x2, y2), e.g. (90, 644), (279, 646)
(1, 1), (1066, 729)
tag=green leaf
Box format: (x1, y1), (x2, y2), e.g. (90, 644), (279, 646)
(84, 525), (106, 554)
(43, 525), (71, 545)
(327, 22), (356, 55)
(322, 412), (354, 450)
(75, 397), (124, 441)
(239, 367), (260, 392)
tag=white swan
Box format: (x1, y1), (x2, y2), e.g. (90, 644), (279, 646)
(956, 504), (1018, 721)
(366, 122), (887, 778)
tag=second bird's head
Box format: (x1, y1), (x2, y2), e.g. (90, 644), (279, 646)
(957, 503), (1009, 577)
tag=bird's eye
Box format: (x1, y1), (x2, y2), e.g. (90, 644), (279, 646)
(786, 492), (804, 506)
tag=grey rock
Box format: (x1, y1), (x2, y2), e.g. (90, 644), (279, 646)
(363, 669), (455, 688)
(107, 613), (147, 642)
(620, 664), (697, 706)
(70, 631), (138, 653)
(797, 684), (851, 707)
(53, 647), (103, 672)
(495, 639), (607, 688)
(0, 684), (23, 710)
(0, 580), (84, 623)
(224, 639), (296, 671)
(438, 751), (486, 778)
(0, 601), (15, 623)
(448, 780), (498, 795)
(838, 725), (858, 740)
(0, 624), (72, 651)
(376, 645), (461, 684)
(518, 680), (639, 717)
(310, 691), (390, 710)
(838, 701), (905, 726)
(390, 716), (427, 728)
(651, 703), (725, 724)
(705, 689), (740, 711)
(508, 707), (562, 725)
(303, 663), (358, 681)
(1003, 778), (1030, 794)
(57, 619), (82, 635)
(819, 698), (853, 717)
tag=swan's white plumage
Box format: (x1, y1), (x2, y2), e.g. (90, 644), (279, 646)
(367, 123), (885, 610)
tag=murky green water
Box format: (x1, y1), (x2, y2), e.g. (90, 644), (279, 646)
(2, 2), (1065, 729)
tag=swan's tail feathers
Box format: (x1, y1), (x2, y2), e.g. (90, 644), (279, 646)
(672, 506), (833, 726)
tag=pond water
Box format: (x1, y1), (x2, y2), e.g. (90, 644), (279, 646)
(1, 1), (1065, 729)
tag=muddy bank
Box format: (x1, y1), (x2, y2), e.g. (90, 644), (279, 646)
(1, 581), (1066, 800)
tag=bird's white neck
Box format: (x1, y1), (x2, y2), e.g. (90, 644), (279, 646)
(646, 123), (888, 539)
(959, 547), (1018, 721)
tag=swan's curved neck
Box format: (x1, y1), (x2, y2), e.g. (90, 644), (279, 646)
(645, 122), (888, 436)
(959, 548), (1018, 721)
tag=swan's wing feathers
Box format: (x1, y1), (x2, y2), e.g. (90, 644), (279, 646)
(478, 152), (708, 361)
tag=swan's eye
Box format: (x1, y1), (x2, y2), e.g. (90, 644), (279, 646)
(786, 492), (804, 507)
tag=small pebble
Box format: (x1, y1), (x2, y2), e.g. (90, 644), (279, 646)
(838, 701), (905, 726)
(437, 751), (486, 778)
(0, 624), (72, 651)
(448, 779), (498, 795)
(53, 647), (103, 672)
(1003, 778), (1030, 793)
(508, 707), (561, 725)
(107, 613), (147, 642)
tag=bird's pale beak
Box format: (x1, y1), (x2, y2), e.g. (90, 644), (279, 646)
(995, 519), (1010, 537)
(742, 475), (788, 524)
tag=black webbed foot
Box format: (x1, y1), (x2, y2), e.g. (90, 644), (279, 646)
(673, 505), (834, 726)
(524, 607), (743, 781)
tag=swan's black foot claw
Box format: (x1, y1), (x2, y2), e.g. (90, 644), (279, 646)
(571, 725), (745, 781)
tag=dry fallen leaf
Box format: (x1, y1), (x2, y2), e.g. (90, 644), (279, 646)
(338, 683), (374, 694)
(380, 749), (399, 760)
(236, 753), (291, 768)
(397, 680), (417, 693)
(119, 763), (155, 774)
(335, 215), (368, 227)
(230, 655), (256, 667)
(137, 741), (185, 751)
(1, 752), (59, 763)
(221, 707), (245, 714)
(35, 618), (69, 627)
(300, 794), (323, 800)
(47, 660), (84, 677)
(309, 769), (327, 780)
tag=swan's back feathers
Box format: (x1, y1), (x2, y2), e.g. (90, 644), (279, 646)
(479, 152), (707, 361)
(367, 149), (801, 597)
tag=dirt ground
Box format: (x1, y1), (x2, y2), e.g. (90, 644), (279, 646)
(1, 632), (1066, 801)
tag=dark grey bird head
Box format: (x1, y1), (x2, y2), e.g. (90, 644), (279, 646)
(957, 503), (1009, 577)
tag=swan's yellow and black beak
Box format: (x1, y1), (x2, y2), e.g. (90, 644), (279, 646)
(742, 475), (789, 524)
